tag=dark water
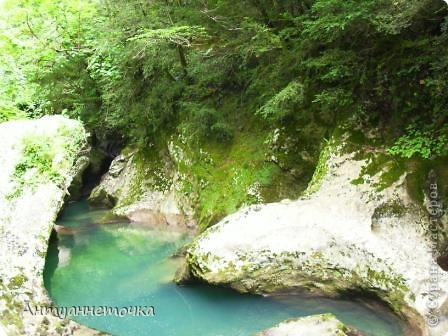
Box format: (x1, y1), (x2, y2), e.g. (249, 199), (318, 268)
(44, 201), (405, 336)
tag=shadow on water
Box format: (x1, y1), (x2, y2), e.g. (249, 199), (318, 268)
(44, 201), (406, 336)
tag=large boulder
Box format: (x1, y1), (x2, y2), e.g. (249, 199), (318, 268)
(183, 137), (448, 336)
(88, 150), (196, 229)
(255, 314), (362, 336)
(0, 116), (99, 335)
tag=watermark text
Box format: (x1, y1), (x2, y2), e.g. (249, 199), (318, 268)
(23, 302), (155, 319)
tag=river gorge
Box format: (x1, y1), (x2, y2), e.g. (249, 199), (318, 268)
(2, 2), (448, 334)
(44, 201), (405, 336)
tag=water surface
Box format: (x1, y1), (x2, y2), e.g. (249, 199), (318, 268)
(44, 201), (405, 336)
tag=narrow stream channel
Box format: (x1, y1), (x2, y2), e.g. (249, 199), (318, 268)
(44, 201), (405, 336)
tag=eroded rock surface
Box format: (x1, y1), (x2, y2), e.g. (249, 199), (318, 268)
(255, 314), (361, 336)
(0, 116), (100, 335)
(184, 138), (448, 336)
(89, 151), (196, 229)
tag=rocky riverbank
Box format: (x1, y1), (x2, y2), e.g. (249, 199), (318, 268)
(0, 116), (101, 336)
(255, 314), (362, 336)
(2, 117), (446, 336)
(88, 150), (196, 229)
(180, 134), (448, 336)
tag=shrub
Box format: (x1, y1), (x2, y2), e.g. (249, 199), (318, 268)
(211, 122), (234, 143)
(257, 81), (304, 121)
(387, 125), (448, 159)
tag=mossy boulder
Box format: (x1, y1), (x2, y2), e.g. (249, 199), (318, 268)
(88, 150), (196, 229)
(0, 116), (101, 336)
(183, 134), (448, 336)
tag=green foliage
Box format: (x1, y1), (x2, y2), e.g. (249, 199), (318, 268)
(257, 81), (304, 121)
(8, 124), (86, 199)
(236, 18), (282, 61)
(210, 122), (234, 142)
(2, 0), (448, 226)
(0, 104), (27, 122)
(387, 125), (448, 159)
(8, 136), (61, 198)
(0, 0), (97, 122)
(312, 88), (354, 124)
(189, 107), (220, 137)
(3, 0), (447, 142)
(128, 26), (209, 45)
(180, 105), (234, 143)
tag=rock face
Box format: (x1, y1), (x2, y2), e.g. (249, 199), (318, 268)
(89, 151), (196, 229)
(184, 138), (448, 336)
(255, 314), (361, 336)
(0, 116), (98, 335)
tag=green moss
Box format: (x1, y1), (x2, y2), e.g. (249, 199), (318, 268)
(217, 261), (238, 278)
(36, 248), (47, 258)
(351, 152), (406, 191)
(364, 267), (410, 314)
(174, 125), (311, 230)
(0, 284), (24, 331)
(373, 201), (406, 219)
(320, 313), (336, 321)
(351, 177), (364, 185)
(405, 164), (427, 205)
(406, 157), (448, 206)
(7, 274), (27, 289)
(304, 139), (331, 196)
(376, 159), (406, 191)
(7, 123), (86, 199)
(115, 147), (173, 208)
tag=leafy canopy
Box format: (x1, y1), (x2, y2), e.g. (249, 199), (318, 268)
(0, 0), (447, 159)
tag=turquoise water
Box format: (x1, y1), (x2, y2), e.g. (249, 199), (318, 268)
(44, 201), (405, 336)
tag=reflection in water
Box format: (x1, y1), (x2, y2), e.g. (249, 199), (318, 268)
(44, 201), (404, 336)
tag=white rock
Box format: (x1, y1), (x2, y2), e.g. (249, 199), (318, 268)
(0, 116), (99, 335)
(89, 151), (196, 228)
(255, 314), (356, 336)
(186, 143), (448, 336)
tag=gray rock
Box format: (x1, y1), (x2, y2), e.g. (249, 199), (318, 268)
(0, 116), (102, 336)
(184, 136), (448, 336)
(255, 314), (362, 336)
(68, 155), (90, 201)
(88, 151), (196, 229)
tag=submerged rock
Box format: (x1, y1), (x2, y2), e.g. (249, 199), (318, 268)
(88, 151), (196, 229)
(255, 314), (362, 336)
(183, 137), (448, 336)
(0, 116), (100, 335)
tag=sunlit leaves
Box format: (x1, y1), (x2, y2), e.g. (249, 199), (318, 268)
(257, 81), (304, 121)
(388, 125), (448, 159)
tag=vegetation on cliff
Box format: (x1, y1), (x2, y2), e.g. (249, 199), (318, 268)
(1, 0), (447, 226)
